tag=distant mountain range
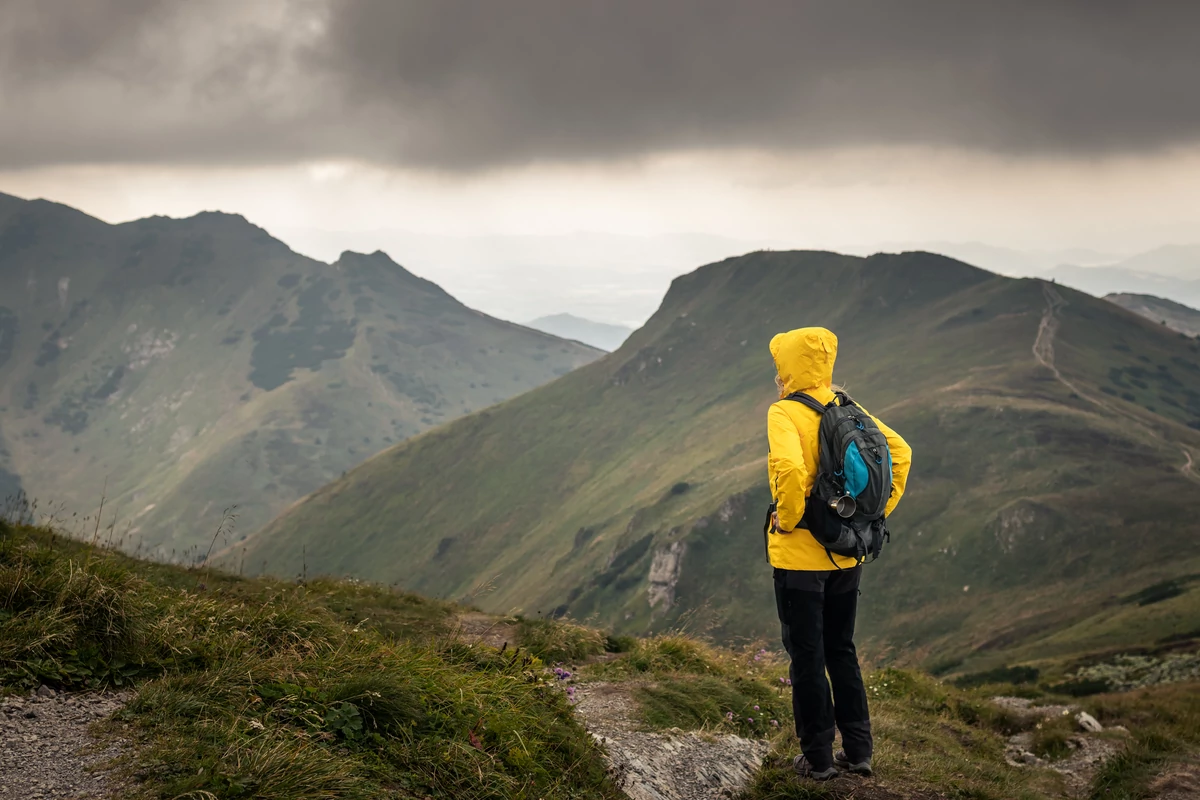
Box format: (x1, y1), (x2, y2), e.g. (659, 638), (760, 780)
(0, 192), (601, 556)
(525, 314), (632, 351)
(1047, 264), (1200, 309)
(239, 250), (1200, 673)
(880, 241), (1200, 308)
(1108, 293), (1200, 338)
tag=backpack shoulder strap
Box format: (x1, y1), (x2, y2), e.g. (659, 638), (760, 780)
(782, 392), (828, 415)
(833, 390), (858, 408)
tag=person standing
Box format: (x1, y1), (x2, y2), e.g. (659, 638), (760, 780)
(766, 327), (912, 780)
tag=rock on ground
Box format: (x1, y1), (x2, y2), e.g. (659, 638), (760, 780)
(994, 697), (1127, 798)
(574, 682), (769, 800)
(0, 688), (129, 800)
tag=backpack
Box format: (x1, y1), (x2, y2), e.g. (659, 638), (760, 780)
(767, 391), (893, 568)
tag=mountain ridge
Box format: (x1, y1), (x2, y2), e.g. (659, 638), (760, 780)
(0, 192), (602, 555)
(1106, 292), (1200, 338)
(241, 248), (1200, 672)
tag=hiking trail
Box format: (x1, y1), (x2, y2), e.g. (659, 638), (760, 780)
(572, 682), (769, 800)
(0, 687), (129, 799)
(458, 619), (770, 800)
(1034, 284), (1200, 483)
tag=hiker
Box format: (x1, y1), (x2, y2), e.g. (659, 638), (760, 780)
(766, 327), (912, 781)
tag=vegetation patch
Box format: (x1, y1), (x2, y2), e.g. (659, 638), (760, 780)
(586, 634), (723, 679)
(248, 278), (357, 391)
(635, 674), (788, 736)
(1121, 574), (1200, 607)
(1030, 715), (1077, 761)
(1065, 652), (1200, 692)
(0, 522), (618, 799)
(953, 664), (1041, 689)
(516, 617), (607, 663)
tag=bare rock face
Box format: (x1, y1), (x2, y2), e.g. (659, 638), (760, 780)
(647, 541), (687, 611)
(575, 683), (769, 800)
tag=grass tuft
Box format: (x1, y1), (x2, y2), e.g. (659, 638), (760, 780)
(516, 616), (607, 663)
(587, 633), (722, 678)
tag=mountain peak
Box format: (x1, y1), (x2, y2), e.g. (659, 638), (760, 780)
(334, 249), (457, 301)
(336, 249), (400, 265)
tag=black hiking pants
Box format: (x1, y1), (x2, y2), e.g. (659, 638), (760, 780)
(774, 566), (871, 771)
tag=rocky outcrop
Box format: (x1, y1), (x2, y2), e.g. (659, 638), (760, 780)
(989, 499), (1056, 555)
(647, 541), (686, 610)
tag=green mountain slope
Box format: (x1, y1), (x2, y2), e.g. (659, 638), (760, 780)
(242, 250), (1200, 671)
(0, 192), (600, 555)
(1106, 293), (1200, 338)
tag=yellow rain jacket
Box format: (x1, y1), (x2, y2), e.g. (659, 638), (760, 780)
(767, 327), (913, 571)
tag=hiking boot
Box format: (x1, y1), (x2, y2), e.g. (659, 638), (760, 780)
(793, 754), (839, 781)
(834, 749), (873, 776)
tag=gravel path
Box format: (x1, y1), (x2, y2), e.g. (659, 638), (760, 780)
(574, 682), (769, 800)
(0, 687), (130, 800)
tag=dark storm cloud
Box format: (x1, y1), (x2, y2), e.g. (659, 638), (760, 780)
(2, 0), (1199, 170)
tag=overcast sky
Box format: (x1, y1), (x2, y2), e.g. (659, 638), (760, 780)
(2, 1), (1199, 322)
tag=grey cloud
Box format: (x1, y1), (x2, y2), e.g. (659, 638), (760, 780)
(2, 0), (1199, 170)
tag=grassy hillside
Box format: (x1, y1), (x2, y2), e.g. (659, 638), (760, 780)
(241, 251), (1200, 674)
(5, 518), (1200, 799)
(0, 192), (600, 556)
(1107, 293), (1200, 338)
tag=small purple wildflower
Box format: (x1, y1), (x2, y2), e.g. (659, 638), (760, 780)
(725, 711), (734, 721)
(771, 720), (780, 728)
(746, 717), (754, 724)
(753, 705), (760, 711)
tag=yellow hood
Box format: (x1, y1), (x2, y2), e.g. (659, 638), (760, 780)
(769, 327), (838, 395)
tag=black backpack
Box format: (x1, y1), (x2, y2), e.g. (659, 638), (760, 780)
(764, 391), (893, 568)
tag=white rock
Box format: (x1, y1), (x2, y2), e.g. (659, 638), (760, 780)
(1076, 711), (1103, 733)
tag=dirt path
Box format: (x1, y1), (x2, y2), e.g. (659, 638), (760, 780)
(1033, 284), (1071, 389)
(0, 688), (129, 800)
(455, 611), (520, 650)
(1034, 284), (1200, 484)
(572, 682), (769, 800)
